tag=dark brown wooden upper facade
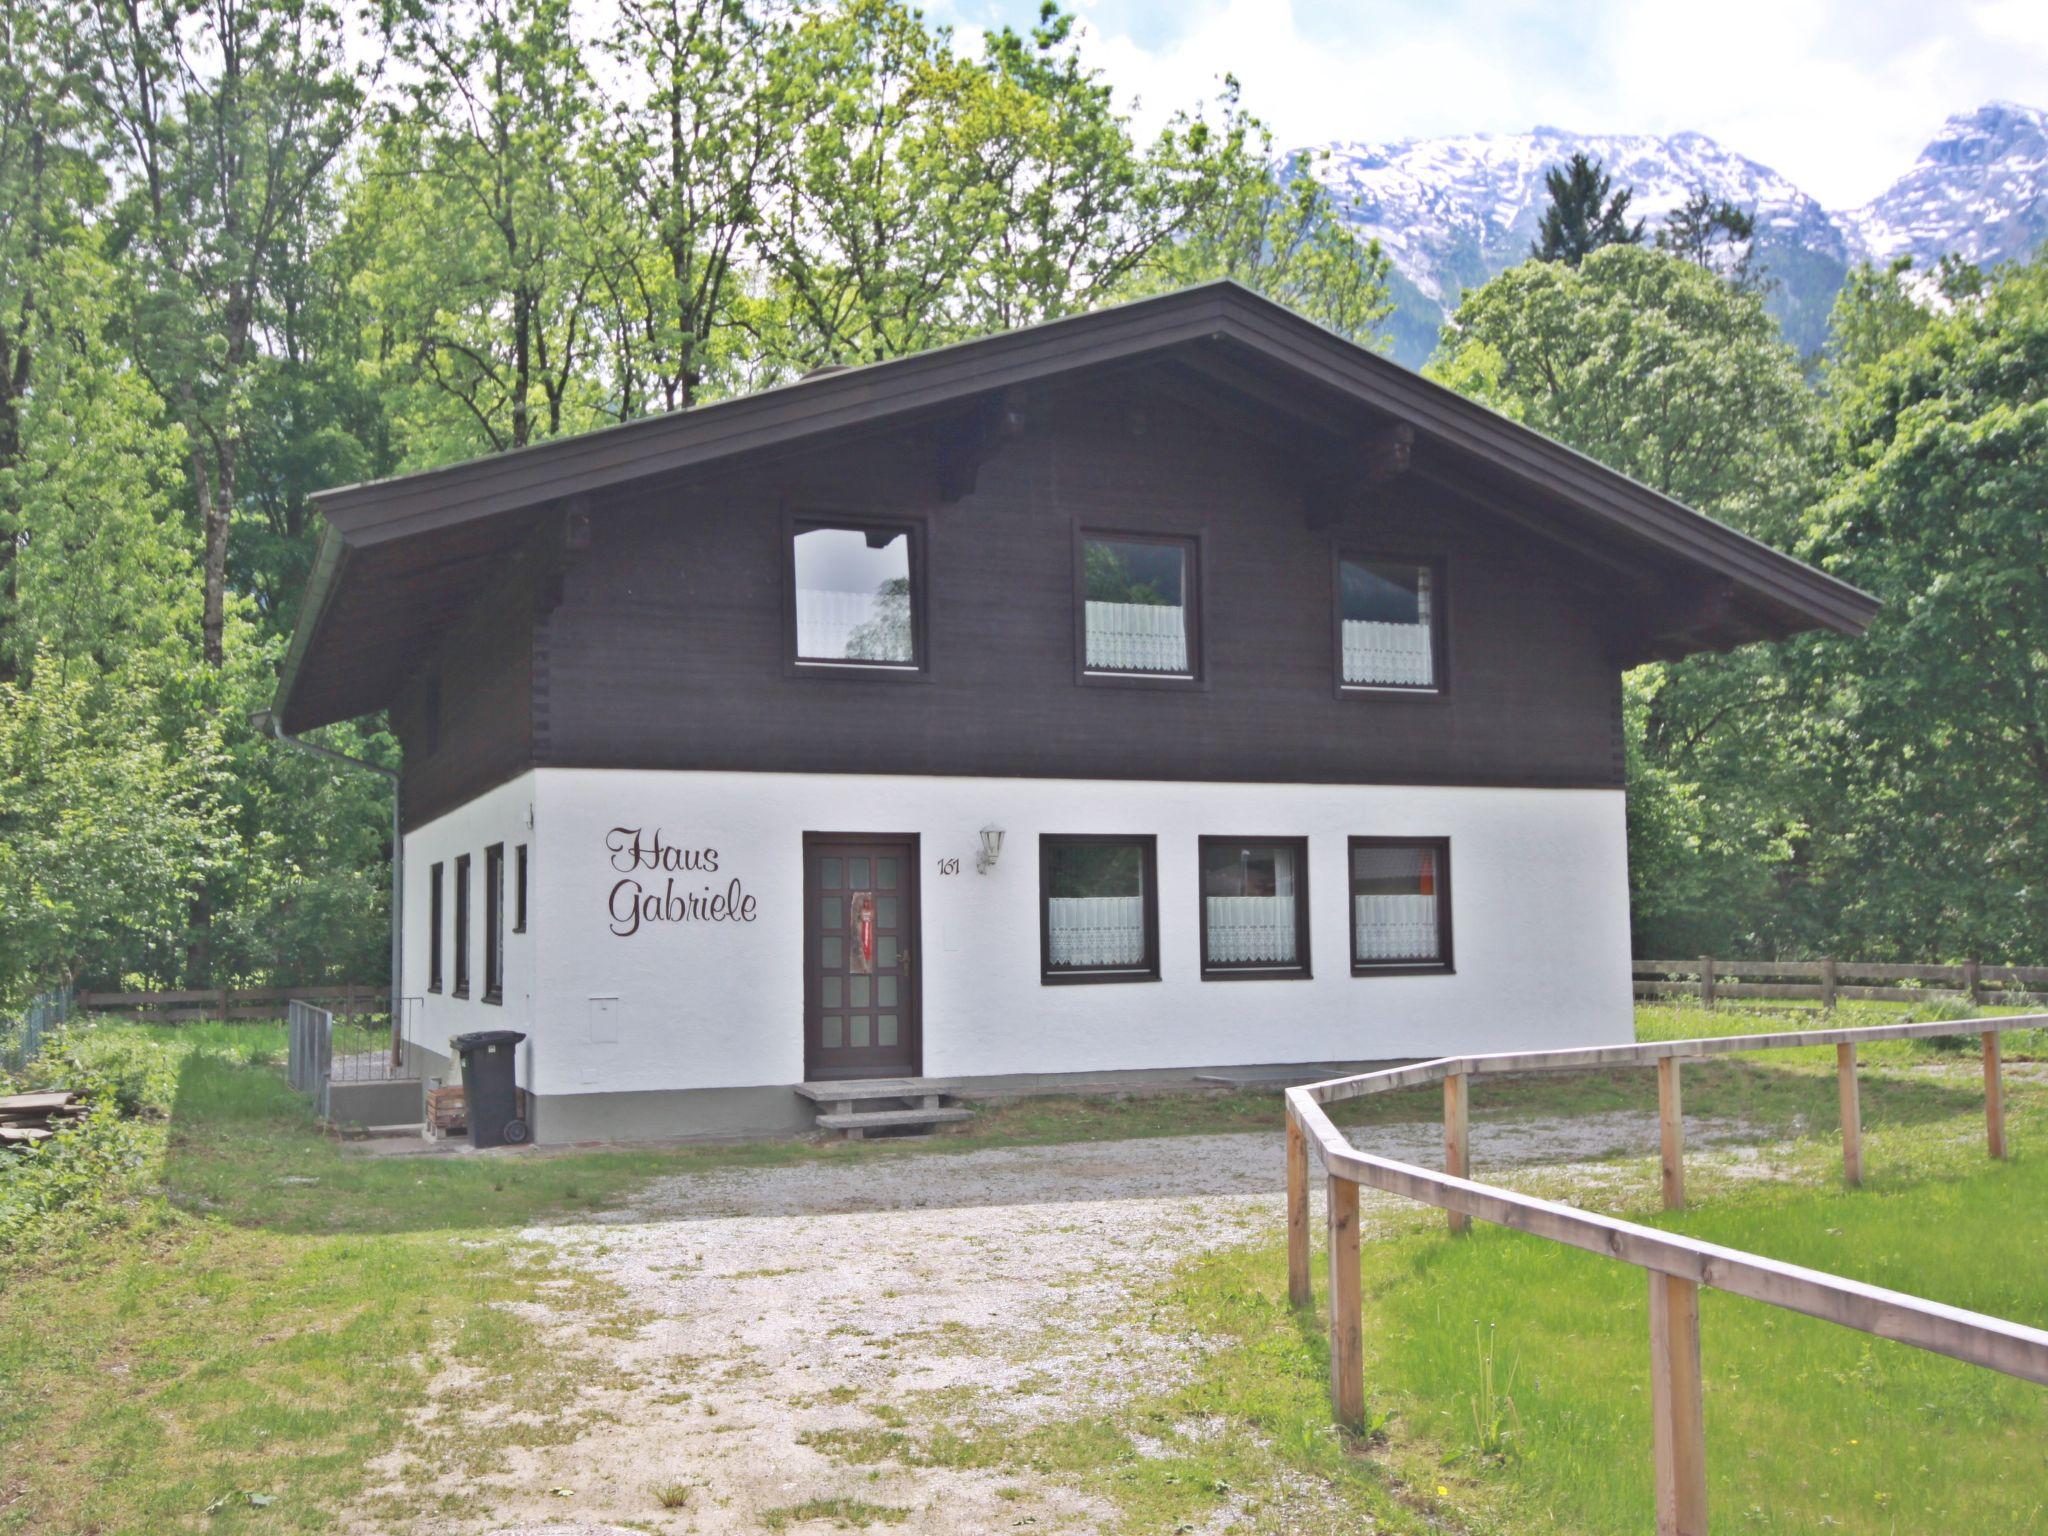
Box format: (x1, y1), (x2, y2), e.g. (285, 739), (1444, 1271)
(272, 283), (1877, 830)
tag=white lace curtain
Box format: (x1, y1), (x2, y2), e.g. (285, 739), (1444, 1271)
(1048, 895), (1147, 967)
(1353, 894), (1440, 961)
(1342, 567), (1433, 686)
(797, 588), (913, 663)
(1085, 600), (1187, 673)
(1205, 895), (1298, 963)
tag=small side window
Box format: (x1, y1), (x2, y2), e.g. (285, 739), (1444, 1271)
(428, 862), (444, 993)
(452, 853), (472, 997)
(483, 843), (505, 1005)
(514, 844), (528, 933)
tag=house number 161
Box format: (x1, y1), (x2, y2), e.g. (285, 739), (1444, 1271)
(936, 857), (961, 875)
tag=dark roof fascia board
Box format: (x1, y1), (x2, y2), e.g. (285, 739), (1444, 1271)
(1215, 300), (1878, 635)
(272, 523), (350, 731)
(314, 293), (1239, 547)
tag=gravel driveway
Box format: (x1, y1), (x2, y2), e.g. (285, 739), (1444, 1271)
(385, 1109), (1748, 1536)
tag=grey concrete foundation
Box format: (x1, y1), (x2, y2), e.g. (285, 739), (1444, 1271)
(325, 1076), (425, 1126)
(523, 1058), (1405, 1146)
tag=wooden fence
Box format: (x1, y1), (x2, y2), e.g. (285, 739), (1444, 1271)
(77, 985), (386, 1024)
(1283, 1014), (2048, 1536)
(1635, 956), (2048, 1008)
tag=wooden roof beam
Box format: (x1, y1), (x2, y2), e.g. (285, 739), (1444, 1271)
(1169, 339), (1368, 440)
(1413, 457), (1670, 589)
(1304, 424), (1416, 530)
(1609, 577), (1740, 665)
(934, 390), (1026, 502)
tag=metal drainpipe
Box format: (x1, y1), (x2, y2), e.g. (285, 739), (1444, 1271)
(248, 709), (403, 1063)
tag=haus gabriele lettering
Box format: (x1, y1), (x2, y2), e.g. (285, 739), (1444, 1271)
(606, 826), (759, 938)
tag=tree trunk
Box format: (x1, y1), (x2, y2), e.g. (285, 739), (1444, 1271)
(194, 444), (233, 666)
(512, 282), (532, 447)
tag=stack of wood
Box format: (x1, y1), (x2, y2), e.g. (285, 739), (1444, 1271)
(0, 1090), (85, 1150)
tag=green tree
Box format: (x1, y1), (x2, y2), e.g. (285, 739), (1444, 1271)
(0, 648), (229, 999)
(1432, 244), (1814, 531)
(360, 0), (618, 464)
(1656, 187), (1760, 288)
(1431, 245), (1827, 954)
(1790, 254), (2048, 958)
(594, 0), (785, 410)
(1128, 83), (1392, 346)
(84, 0), (366, 666)
(1530, 152), (1643, 266)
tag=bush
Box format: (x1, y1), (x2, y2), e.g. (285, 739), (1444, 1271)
(1903, 997), (1981, 1051)
(0, 1088), (156, 1269)
(0, 1027), (175, 1270)
(46, 1026), (181, 1117)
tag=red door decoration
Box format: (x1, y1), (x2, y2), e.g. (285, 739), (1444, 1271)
(849, 890), (876, 975)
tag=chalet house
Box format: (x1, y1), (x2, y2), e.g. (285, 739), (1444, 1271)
(272, 282), (1876, 1142)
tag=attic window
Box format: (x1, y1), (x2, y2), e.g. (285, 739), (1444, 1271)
(790, 519), (925, 671)
(1337, 555), (1443, 693)
(1078, 532), (1200, 682)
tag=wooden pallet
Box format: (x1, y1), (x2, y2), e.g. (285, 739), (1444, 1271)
(426, 1085), (467, 1136)
(424, 1085), (530, 1138)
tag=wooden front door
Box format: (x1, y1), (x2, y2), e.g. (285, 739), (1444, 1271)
(803, 835), (920, 1080)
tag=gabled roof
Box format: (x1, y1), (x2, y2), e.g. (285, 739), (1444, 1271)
(275, 279), (1876, 732)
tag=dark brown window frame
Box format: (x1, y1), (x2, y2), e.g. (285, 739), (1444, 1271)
(1332, 549), (1450, 701)
(1198, 835), (1312, 980)
(782, 507), (932, 679)
(427, 861), (444, 993)
(1347, 835), (1454, 977)
(1038, 833), (1162, 984)
(452, 853), (472, 998)
(513, 843), (528, 933)
(483, 842), (505, 1005)
(1073, 524), (1208, 689)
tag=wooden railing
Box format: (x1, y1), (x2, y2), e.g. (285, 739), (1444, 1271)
(1283, 1015), (2048, 1536)
(78, 985), (385, 1023)
(1635, 955), (2048, 1007)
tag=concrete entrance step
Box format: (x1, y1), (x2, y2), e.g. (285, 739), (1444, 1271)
(814, 1106), (975, 1139)
(794, 1078), (960, 1104)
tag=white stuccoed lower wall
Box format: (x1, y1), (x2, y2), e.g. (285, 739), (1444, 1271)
(397, 768), (1633, 1102)
(401, 773), (540, 1077)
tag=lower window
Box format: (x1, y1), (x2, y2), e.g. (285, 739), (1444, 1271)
(1350, 837), (1452, 974)
(1040, 835), (1160, 982)
(1200, 837), (1310, 978)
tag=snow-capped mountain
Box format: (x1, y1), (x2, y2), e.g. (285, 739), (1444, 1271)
(1296, 102), (2048, 365)
(1845, 102), (2048, 270)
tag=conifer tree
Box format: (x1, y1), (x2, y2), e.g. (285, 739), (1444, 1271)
(1530, 152), (1643, 264)
(1657, 187), (1760, 286)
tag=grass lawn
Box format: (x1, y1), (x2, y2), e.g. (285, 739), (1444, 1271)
(1, 1001), (2041, 1533)
(1070, 1003), (2048, 1535)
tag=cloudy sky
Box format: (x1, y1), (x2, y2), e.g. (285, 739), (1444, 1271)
(931, 0), (2048, 208)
